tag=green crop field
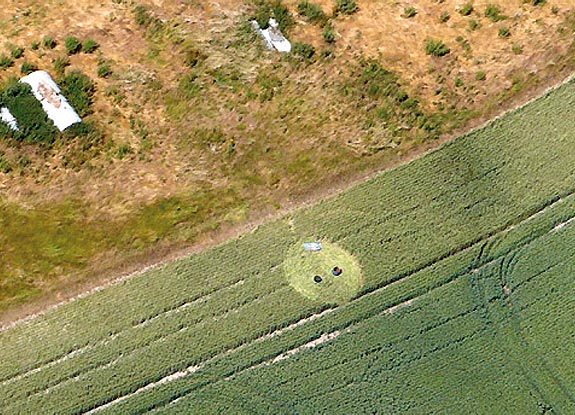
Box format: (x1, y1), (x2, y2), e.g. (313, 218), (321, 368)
(2, 78), (575, 414)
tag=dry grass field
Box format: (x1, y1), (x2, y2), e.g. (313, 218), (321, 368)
(0, 0), (574, 321)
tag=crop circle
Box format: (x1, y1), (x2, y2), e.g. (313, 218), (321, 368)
(284, 240), (362, 304)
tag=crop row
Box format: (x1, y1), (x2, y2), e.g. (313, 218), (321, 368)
(0, 220), (297, 380)
(103, 207), (569, 414)
(6, 186), (573, 413)
(161, 225), (575, 414)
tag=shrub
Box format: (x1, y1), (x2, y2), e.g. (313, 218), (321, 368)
(134, 4), (151, 26)
(271, 0), (295, 32)
(455, 77), (464, 87)
(475, 71), (486, 81)
(291, 42), (316, 61)
(440, 11), (450, 23)
(59, 70), (95, 117)
(0, 79), (58, 144)
(512, 43), (522, 54)
(42, 35), (56, 49)
(322, 21), (336, 43)
(115, 142), (133, 159)
(97, 61), (112, 78)
(531, 0), (546, 5)
(64, 35), (81, 54)
(253, 0), (294, 33)
(459, 2), (473, 16)
(551, 5), (559, 14)
(498, 25), (510, 37)
(8, 45), (24, 59)
(20, 61), (37, 75)
(485, 4), (506, 22)
(0, 54), (14, 69)
(30, 40), (40, 50)
(425, 39), (450, 56)
(468, 19), (480, 30)
(82, 38), (99, 53)
(297, 0), (327, 24)
(403, 6), (417, 18)
(334, 0), (358, 15)
(52, 55), (70, 76)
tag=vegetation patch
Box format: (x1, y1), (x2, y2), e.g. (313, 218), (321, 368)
(425, 38), (450, 56)
(0, 79), (58, 144)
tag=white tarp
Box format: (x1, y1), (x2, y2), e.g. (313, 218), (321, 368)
(19, 70), (82, 131)
(252, 18), (291, 53)
(0, 107), (18, 131)
(303, 242), (322, 251)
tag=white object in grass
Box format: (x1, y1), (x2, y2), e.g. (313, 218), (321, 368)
(252, 18), (291, 53)
(0, 107), (18, 131)
(303, 242), (322, 251)
(20, 70), (81, 131)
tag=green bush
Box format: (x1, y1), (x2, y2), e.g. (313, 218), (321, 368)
(512, 43), (522, 54)
(253, 0), (294, 33)
(97, 61), (112, 78)
(30, 40), (40, 50)
(271, 0), (294, 32)
(440, 11), (450, 23)
(59, 70), (95, 117)
(0, 79), (58, 144)
(0, 54), (14, 69)
(8, 45), (24, 59)
(531, 0), (546, 5)
(291, 42), (316, 61)
(498, 25), (510, 37)
(485, 4), (506, 22)
(134, 4), (151, 26)
(323, 22), (336, 43)
(425, 39), (450, 56)
(52, 55), (70, 77)
(115, 142), (133, 159)
(297, 0), (326, 24)
(334, 0), (358, 15)
(20, 61), (37, 75)
(475, 71), (486, 81)
(81, 38), (99, 53)
(42, 35), (56, 49)
(64, 35), (81, 54)
(459, 2), (473, 16)
(403, 6), (417, 18)
(454, 77), (464, 87)
(468, 19), (480, 30)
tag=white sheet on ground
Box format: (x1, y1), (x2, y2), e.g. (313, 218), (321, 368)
(0, 107), (18, 131)
(19, 70), (82, 131)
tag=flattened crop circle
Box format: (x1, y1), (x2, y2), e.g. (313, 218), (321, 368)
(284, 241), (362, 304)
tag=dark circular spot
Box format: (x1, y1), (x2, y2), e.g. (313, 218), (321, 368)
(314, 275), (323, 283)
(332, 266), (342, 276)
